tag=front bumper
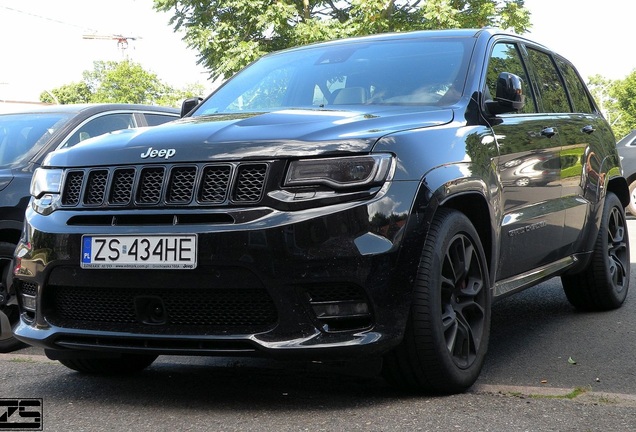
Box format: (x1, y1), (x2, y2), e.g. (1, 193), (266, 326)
(13, 181), (425, 360)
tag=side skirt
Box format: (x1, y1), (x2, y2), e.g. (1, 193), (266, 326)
(493, 256), (578, 300)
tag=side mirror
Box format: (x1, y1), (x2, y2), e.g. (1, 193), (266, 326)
(485, 72), (525, 115)
(180, 97), (203, 117)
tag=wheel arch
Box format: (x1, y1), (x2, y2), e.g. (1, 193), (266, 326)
(607, 175), (629, 209)
(0, 220), (24, 245)
(408, 165), (497, 287)
(439, 192), (494, 281)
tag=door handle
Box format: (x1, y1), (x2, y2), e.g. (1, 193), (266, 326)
(582, 125), (596, 134)
(541, 127), (557, 138)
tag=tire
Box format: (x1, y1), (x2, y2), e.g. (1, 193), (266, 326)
(562, 192), (630, 311)
(627, 181), (636, 216)
(58, 354), (158, 375)
(0, 241), (26, 353)
(382, 209), (491, 394)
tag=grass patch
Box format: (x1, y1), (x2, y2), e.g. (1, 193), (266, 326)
(529, 386), (591, 400)
(8, 357), (37, 363)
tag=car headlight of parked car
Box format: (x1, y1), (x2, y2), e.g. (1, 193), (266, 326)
(30, 168), (63, 215)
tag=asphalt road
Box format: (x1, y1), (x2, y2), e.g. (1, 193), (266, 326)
(2, 220), (636, 431)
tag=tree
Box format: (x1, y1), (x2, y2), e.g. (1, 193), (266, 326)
(609, 70), (636, 139)
(40, 82), (92, 104)
(587, 75), (620, 128)
(85, 60), (169, 104)
(587, 72), (636, 140)
(40, 60), (202, 107)
(156, 82), (207, 107)
(153, 0), (531, 80)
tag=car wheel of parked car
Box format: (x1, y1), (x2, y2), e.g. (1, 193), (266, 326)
(58, 354), (159, 375)
(0, 242), (26, 353)
(561, 192), (629, 310)
(627, 181), (636, 216)
(382, 209), (490, 393)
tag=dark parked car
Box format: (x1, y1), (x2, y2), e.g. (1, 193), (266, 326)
(0, 104), (179, 352)
(11, 29), (629, 394)
(616, 130), (636, 215)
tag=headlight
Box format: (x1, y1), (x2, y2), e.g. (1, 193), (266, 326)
(30, 168), (63, 215)
(285, 154), (393, 189)
(30, 168), (63, 198)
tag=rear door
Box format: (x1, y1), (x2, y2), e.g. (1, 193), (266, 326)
(547, 54), (616, 252)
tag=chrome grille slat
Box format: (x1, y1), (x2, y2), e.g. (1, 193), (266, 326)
(59, 163), (268, 209)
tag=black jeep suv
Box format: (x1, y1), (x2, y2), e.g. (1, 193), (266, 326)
(12, 29), (629, 394)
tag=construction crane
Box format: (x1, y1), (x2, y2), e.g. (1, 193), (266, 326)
(82, 34), (141, 57)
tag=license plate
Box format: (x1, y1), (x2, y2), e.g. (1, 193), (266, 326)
(81, 234), (197, 269)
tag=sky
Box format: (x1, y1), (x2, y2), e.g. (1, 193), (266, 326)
(523, 0), (635, 81)
(0, 0), (209, 102)
(0, 0), (635, 103)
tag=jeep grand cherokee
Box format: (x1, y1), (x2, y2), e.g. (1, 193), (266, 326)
(11, 29), (630, 394)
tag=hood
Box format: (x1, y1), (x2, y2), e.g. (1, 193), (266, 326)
(44, 107), (453, 167)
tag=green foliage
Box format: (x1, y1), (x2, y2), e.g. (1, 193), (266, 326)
(39, 82), (92, 104)
(610, 70), (636, 139)
(40, 60), (202, 107)
(156, 82), (207, 107)
(85, 60), (166, 104)
(153, 0), (531, 80)
(588, 71), (636, 140)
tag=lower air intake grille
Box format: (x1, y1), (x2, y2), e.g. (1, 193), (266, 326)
(46, 285), (278, 334)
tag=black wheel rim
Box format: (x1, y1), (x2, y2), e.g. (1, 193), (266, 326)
(440, 234), (487, 369)
(607, 206), (629, 292)
(0, 255), (18, 343)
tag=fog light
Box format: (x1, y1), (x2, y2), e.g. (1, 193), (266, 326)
(312, 301), (369, 318)
(20, 294), (36, 312)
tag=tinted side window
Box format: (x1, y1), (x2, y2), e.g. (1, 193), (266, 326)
(555, 57), (595, 114)
(486, 43), (536, 113)
(526, 49), (570, 113)
(144, 113), (178, 126)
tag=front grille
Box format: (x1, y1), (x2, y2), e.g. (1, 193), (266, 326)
(233, 165), (267, 202)
(199, 165), (231, 203)
(62, 171), (84, 206)
(15, 280), (38, 296)
(61, 162), (269, 209)
(110, 169), (135, 204)
(168, 167), (197, 203)
(138, 167), (164, 204)
(46, 285), (278, 334)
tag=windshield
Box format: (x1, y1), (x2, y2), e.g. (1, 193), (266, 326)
(193, 36), (473, 116)
(0, 113), (72, 167)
